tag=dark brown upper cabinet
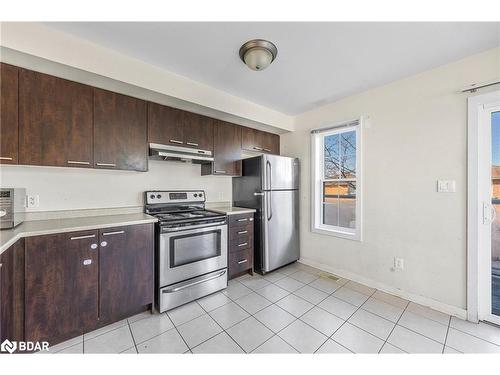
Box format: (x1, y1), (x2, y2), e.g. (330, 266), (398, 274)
(241, 126), (280, 155)
(182, 111), (214, 151)
(0, 63), (19, 165)
(148, 102), (214, 151)
(202, 120), (242, 176)
(19, 69), (93, 168)
(98, 224), (154, 324)
(24, 230), (99, 345)
(148, 102), (184, 146)
(94, 88), (148, 171)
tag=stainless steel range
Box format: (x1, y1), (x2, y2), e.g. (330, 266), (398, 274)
(144, 190), (228, 312)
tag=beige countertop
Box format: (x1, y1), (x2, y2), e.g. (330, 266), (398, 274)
(208, 206), (256, 215)
(0, 213), (157, 255)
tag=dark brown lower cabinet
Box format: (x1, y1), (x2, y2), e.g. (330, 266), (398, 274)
(0, 239), (25, 344)
(21, 223), (154, 346)
(228, 213), (255, 279)
(99, 224), (154, 324)
(25, 231), (99, 345)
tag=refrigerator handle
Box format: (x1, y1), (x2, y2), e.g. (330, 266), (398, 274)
(266, 159), (272, 190)
(266, 191), (273, 221)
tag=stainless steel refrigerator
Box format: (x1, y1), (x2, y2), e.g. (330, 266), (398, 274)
(232, 155), (300, 274)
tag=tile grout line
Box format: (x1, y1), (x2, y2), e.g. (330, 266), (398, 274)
(126, 319), (139, 354)
(192, 300), (247, 353)
(164, 311), (192, 353)
(377, 300), (410, 353)
(442, 315), (452, 353)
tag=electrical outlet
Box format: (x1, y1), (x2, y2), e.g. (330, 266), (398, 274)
(26, 195), (39, 208)
(394, 257), (404, 271)
(437, 180), (456, 193)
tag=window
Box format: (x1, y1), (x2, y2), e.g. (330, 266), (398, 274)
(311, 119), (362, 240)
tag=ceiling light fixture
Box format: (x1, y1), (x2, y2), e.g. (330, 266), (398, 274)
(239, 39), (278, 71)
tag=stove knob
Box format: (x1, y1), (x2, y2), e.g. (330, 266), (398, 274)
(150, 194), (155, 199)
(157, 194), (162, 199)
(193, 193), (198, 197)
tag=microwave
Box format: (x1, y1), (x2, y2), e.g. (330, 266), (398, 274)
(0, 188), (25, 229)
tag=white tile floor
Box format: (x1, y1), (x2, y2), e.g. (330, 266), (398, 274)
(46, 262), (500, 354)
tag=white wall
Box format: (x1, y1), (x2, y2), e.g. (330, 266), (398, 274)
(281, 47), (500, 312)
(0, 161), (232, 212)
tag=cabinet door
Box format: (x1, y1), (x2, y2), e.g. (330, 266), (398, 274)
(183, 111), (214, 151)
(94, 89), (148, 171)
(99, 224), (154, 323)
(25, 231), (99, 345)
(19, 69), (93, 167)
(0, 239), (24, 343)
(0, 63), (19, 165)
(263, 132), (280, 154)
(211, 120), (242, 176)
(147, 102), (184, 146)
(241, 127), (262, 152)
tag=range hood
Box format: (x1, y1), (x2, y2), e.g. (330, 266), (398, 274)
(149, 143), (214, 164)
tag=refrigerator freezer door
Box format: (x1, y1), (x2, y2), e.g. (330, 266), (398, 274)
(262, 155), (299, 191)
(262, 190), (300, 272)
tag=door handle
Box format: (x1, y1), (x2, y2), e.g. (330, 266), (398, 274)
(100, 241), (107, 247)
(83, 259), (92, 266)
(96, 162), (116, 167)
(253, 146), (263, 151)
(0, 157), (13, 160)
(238, 259), (248, 264)
(237, 218), (248, 222)
(214, 170), (227, 174)
(237, 230), (248, 235)
(70, 234), (96, 240)
(169, 139), (183, 144)
(186, 142), (199, 147)
(237, 242), (248, 247)
(102, 230), (125, 236)
(67, 160), (90, 165)
(253, 192), (264, 196)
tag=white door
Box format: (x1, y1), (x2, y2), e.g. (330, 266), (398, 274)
(474, 95), (500, 325)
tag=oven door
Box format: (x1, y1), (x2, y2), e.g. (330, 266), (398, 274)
(159, 222), (228, 287)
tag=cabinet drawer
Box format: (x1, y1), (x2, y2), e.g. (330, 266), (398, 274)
(229, 225), (253, 242)
(228, 213), (254, 227)
(229, 249), (252, 276)
(229, 237), (253, 253)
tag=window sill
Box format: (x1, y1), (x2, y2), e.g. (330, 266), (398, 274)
(311, 226), (361, 241)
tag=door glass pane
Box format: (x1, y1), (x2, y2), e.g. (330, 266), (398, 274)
(323, 181), (339, 226)
(171, 230), (221, 267)
(492, 111), (500, 316)
(338, 182), (356, 228)
(324, 134), (340, 178)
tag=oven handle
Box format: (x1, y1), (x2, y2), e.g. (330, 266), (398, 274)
(161, 221), (227, 233)
(162, 270), (227, 293)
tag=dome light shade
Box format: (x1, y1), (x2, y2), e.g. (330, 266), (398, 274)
(239, 39), (277, 71)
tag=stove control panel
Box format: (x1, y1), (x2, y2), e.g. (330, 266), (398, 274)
(145, 190), (205, 205)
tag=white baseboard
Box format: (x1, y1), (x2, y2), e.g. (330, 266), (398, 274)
(298, 257), (467, 320)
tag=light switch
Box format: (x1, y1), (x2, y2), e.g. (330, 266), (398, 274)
(437, 180), (456, 193)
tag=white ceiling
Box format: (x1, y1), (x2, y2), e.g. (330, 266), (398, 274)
(45, 22), (500, 115)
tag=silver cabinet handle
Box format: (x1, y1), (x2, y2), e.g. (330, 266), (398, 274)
(0, 157), (13, 160)
(67, 160), (90, 165)
(186, 142), (199, 146)
(100, 241), (107, 247)
(237, 230), (248, 235)
(90, 243), (98, 250)
(237, 259), (248, 264)
(253, 146), (263, 151)
(237, 242), (248, 247)
(263, 148), (271, 153)
(169, 139), (183, 144)
(70, 234), (96, 240)
(102, 230), (125, 236)
(237, 218), (248, 222)
(253, 192), (264, 196)
(83, 259), (92, 266)
(96, 162), (116, 167)
(214, 170), (227, 174)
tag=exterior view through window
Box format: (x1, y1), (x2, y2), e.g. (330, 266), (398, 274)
(312, 119), (361, 239)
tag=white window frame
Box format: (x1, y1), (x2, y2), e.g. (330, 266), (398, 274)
(311, 118), (363, 241)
